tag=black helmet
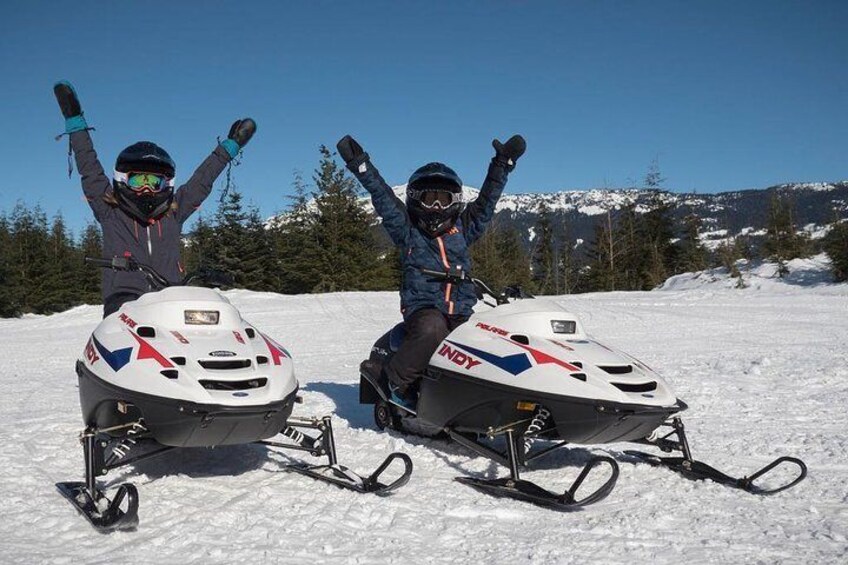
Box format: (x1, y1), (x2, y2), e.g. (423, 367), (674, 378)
(406, 162), (464, 237)
(113, 141), (176, 223)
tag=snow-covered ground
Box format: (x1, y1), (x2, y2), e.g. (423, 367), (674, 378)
(1, 270), (846, 564)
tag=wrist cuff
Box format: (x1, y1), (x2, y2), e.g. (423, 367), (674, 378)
(221, 138), (240, 159)
(65, 115), (88, 134)
(346, 152), (371, 174)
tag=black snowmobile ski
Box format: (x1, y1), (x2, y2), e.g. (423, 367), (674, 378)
(626, 417), (807, 495)
(55, 427), (151, 533)
(452, 428), (619, 510)
(262, 415), (413, 495)
(56, 481), (139, 533)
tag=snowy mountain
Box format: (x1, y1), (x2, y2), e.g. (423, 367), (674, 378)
(0, 260), (845, 563)
(276, 180), (848, 249)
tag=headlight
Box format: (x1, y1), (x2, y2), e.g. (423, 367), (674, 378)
(550, 320), (576, 334)
(185, 310), (219, 325)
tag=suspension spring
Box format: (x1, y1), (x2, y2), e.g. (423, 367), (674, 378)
(523, 407), (551, 453)
(110, 421), (147, 459)
(282, 426), (311, 448)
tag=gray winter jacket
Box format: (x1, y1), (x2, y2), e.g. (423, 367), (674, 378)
(71, 130), (231, 306)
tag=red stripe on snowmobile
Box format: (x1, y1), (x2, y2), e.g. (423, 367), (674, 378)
(130, 332), (173, 368)
(261, 334), (289, 365)
(502, 337), (582, 372)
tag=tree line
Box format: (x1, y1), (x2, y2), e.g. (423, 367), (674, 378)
(1, 152), (846, 317)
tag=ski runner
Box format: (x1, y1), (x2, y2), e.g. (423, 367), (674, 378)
(53, 81), (256, 317)
(337, 134), (525, 409)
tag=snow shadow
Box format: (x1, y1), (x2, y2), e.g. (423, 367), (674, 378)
(299, 381), (617, 480)
(109, 443), (271, 485)
(304, 381), (374, 429)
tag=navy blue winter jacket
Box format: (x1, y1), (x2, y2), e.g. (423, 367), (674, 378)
(349, 158), (511, 319)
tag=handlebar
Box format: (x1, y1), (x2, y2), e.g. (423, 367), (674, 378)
(419, 267), (531, 306)
(86, 256), (171, 289)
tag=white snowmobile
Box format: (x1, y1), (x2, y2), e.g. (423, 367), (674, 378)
(359, 268), (806, 510)
(58, 257), (412, 532)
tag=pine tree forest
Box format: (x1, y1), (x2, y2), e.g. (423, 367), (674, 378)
(1, 154), (846, 317)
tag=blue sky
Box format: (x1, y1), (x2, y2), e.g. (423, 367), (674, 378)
(1, 0), (846, 233)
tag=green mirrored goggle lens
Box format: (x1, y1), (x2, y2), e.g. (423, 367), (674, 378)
(127, 173), (165, 191)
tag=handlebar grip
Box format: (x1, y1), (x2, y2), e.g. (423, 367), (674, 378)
(84, 257), (113, 267)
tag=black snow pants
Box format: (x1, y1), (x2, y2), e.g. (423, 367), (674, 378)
(103, 292), (139, 318)
(385, 308), (468, 393)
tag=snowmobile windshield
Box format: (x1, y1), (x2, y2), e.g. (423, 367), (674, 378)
(408, 188), (462, 210)
(115, 171), (174, 194)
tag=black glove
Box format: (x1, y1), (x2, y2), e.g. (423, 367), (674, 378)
(336, 135), (370, 169)
(228, 118), (256, 147)
(53, 81), (88, 134)
(492, 135), (526, 169)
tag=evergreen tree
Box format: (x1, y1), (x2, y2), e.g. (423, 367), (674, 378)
(763, 192), (811, 277)
(77, 222), (102, 304)
(675, 213), (709, 273)
(583, 212), (619, 292)
(183, 213), (216, 275)
(531, 202), (555, 294)
(36, 214), (79, 312)
(273, 172), (322, 294)
(309, 146), (392, 291)
(0, 213), (18, 317)
(7, 204), (51, 313)
(241, 205), (279, 291)
(822, 220), (848, 282)
(470, 218), (532, 293)
(555, 225), (583, 295)
(641, 193), (676, 288)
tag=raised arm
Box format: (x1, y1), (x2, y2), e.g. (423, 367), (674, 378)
(53, 81), (112, 221)
(337, 135), (411, 247)
(461, 135), (526, 244)
(175, 119), (256, 224)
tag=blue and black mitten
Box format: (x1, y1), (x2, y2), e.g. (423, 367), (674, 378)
(221, 118), (257, 158)
(53, 80), (88, 134)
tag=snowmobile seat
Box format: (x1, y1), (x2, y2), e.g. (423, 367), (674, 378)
(389, 323), (407, 353)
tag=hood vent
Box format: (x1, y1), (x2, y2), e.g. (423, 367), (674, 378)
(510, 334), (530, 345)
(199, 377), (267, 391)
(612, 381), (657, 393)
(245, 328), (256, 339)
(598, 365), (633, 375)
(137, 326), (156, 338)
(199, 359), (252, 370)
(170, 356), (186, 366)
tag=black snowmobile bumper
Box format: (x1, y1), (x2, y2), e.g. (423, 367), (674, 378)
(416, 367), (687, 444)
(76, 360), (298, 447)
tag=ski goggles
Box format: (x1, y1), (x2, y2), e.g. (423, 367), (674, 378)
(409, 188), (463, 210)
(114, 171), (175, 194)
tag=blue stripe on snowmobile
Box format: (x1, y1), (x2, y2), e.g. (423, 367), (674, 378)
(445, 340), (532, 376)
(92, 336), (133, 372)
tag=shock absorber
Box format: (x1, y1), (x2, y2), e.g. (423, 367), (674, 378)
(524, 406), (551, 454)
(281, 426), (316, 449)
(110, 421), (147, 459)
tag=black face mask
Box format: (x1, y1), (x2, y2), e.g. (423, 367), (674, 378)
(113, 180), (174, 223)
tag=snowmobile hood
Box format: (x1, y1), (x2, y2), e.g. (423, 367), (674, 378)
(430, 298), (678, 407)
(80, 286), (297, 407)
